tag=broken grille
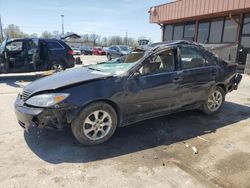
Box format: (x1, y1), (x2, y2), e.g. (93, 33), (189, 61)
(21, 90), (32, 101)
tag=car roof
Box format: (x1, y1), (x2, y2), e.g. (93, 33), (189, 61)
(7, 38), (61, 42)
(141, 40), (204, 51)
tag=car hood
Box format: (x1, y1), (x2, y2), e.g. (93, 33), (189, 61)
(24, 68), (112, 94)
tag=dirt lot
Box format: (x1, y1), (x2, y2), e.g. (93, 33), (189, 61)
(0, 56), (250, 188)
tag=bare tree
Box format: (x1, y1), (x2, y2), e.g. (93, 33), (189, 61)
(40, 31), (53, 38)
(3, 24), (28, 38)
(89, 34), (100, 46)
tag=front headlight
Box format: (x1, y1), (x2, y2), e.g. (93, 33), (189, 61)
(25, 93), (69, 107)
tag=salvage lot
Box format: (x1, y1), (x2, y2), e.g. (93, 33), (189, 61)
(0, 56), (250, 188)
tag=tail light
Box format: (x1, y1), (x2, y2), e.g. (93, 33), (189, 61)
(67, 50), (74, 55)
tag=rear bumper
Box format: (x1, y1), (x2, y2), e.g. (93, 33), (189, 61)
(65, 57), (75, 68)
(232, 74), (242, 90)
(227, 74), (242, 92)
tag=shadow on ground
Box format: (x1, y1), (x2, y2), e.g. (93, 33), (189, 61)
(0, 74), (44, 88)
(24, 101), (250, 164)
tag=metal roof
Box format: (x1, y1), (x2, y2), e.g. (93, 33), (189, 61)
(149, 0), (250, 24)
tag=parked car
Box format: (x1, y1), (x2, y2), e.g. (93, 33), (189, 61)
(15, 41), (242, 145)
(72, 47), (81, 55)
(106, 45), (130, 60)
(0, 37), (75, 73)
(92, 47), (106, 55)
(81, 47), (93, 55)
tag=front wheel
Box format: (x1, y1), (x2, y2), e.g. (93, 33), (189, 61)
(71, 102), (118, 145)
(201, 86), (225, 115)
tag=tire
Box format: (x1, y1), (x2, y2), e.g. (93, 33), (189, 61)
(201, 86), (225, 115)
(49, 61), (66, 72)
(107, 54), (112, 60)
(71, 102), (118, 145)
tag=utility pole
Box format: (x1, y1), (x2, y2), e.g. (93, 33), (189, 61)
(125, 30), (128, 45)
(0, 15), (3, 42)
(61, 15), (64, 35)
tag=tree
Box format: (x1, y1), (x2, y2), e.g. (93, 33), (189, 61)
(89, 34), (100, 46)
(3, 24), (28, 38)
(40, 31), (53, 38)
(100, 37), (108, 47)
(108, 36), (123, 46)
(29, 33), (38, 38)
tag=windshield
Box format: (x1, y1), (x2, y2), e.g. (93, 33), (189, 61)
(87, 51), (145, 75)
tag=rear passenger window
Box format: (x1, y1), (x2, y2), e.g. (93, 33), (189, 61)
(180, 47), (205, 69)
(47, 41), (64, 49)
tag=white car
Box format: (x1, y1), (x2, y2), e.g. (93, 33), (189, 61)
(72, 48), (81, 55)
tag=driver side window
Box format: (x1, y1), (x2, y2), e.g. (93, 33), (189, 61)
(139, 49), (175, 76)
(6, 41), (23, 52)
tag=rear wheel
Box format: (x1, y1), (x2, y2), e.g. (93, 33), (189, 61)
(71, 102), (118, 145)
(201, 86), (225, 115)
(50, 61), (66, 72)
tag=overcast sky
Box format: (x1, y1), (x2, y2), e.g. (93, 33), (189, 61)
(0, 0), (170, 42)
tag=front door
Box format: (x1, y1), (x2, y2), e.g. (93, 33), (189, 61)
(125, 48), (181, 121)
(5, 39), (27, 73)
(0, 38), (8, 73)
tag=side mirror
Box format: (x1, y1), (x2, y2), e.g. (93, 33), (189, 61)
(132, 71), (140, 79)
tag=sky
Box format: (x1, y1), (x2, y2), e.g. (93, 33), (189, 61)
(0, 0), (170, 42)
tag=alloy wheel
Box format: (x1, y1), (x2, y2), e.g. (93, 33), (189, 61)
(207, 90), (223, 112)
(82, 110), (112, 140)
(51, 64), (64, 72)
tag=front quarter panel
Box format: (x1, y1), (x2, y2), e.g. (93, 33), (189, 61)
(60, 77), (128, 121)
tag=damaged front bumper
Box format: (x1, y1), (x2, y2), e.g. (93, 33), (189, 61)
(14, 94), (80, 131)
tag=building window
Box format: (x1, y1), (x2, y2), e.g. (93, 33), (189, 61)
(164, 25), (173, 41)
(197, 22), (210, 43)
(242, 14), (250, 34)
(241, 36), (250, 48)
(209, 18), (224, 43)
(223, 17), (239, 43)
(184, 23), (195, 40)
(173, 25), (183, 40)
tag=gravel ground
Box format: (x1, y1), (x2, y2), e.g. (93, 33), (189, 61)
(0, 58), (249, 188)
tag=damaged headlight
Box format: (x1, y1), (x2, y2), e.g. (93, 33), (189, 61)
(25, 93), (69, 107)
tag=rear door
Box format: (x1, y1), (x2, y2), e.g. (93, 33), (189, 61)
(177, 45), (218, 106)
(27, 38), (40, 71)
